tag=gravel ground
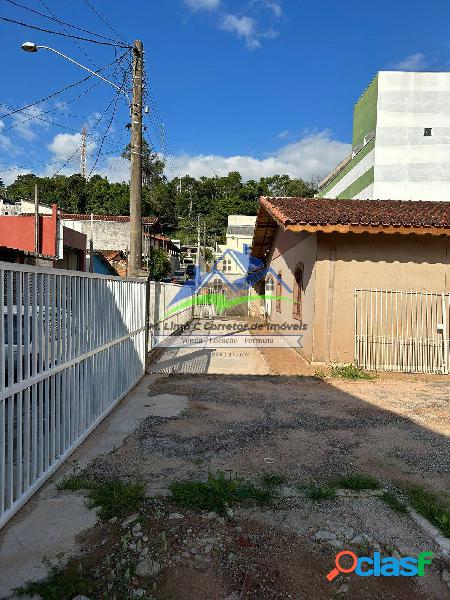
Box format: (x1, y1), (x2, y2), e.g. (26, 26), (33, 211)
(79, 367), (450, 598)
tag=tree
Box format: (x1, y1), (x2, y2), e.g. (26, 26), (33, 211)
(122, 138), (166, 188)
(147, 247), (172, 281)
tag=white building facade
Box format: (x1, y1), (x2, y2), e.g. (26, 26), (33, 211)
(215, 215), (257, 276)
(318, 71), (450, 202)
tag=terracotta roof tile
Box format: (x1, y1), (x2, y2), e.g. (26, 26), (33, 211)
(60, 213), (157, 225)
(260, 197), (450, 230)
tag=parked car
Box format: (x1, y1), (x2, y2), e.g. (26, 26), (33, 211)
(160, 277), (172, 283)
(172, 270), (187, 285)
(185, 264), (196, 279)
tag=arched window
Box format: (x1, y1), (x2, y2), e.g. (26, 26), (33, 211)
(276, 271), (282, 313)
(293, 264), (304, 320)
(265, 277), (274, 317)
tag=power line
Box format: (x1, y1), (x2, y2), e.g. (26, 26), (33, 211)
(4, 0), (120, 44)
(0, 51), (129, 120)
(81, 0), (128, 46)
(0, 15), (131, 47)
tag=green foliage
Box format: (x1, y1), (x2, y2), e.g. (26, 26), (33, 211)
(57, 476), (145, 521)
(333, 474), (380, 491)
(260, 473), (285, 488)
(408, 487), (450, 537)
(305, 485), (337, 501)
(381, 491), (408, 514)
(15, 561), (90, 600)
(5, 165), (317, 242)
(147, 246), (172, 281)
(330, 363), (376, 381)
(169, 471), (278, 514)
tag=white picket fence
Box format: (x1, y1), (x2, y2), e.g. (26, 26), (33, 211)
(0, 262), (151, 529)
(355, 289), (450, 374)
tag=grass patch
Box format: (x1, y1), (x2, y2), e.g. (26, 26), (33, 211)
(15, 561), (90, 600)
(333, 474), (380, 491)
(170, 471), (278, 514)
(57, 476), (145, 521)
(381, 491), (408, 514)
(408, 486), (450, 537)
(305, 485), (336, 501)
(330, 363), (376, 381)
(260, 473), (285, 488)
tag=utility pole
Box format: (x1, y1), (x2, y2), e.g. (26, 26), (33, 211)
(80, 126), (87, 179)
(196, 214), (201, 287)
(129, 39), (144, 277)
(34, 184), (39, 254)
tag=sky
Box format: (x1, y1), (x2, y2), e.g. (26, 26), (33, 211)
(1, 0), (450, 186)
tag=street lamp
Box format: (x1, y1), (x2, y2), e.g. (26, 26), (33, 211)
(21, 40), (144, 277)
(21, 42), (131, 104)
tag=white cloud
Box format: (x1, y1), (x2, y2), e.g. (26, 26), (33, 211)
(12, 106), (48, 141)
(47, 132), (96, 159)
(220, 14), (261, 49)
(0, 166), (32, 186)
(184, 0), (220, 10)
(168, 131), (351, 181)
(266, 1), (282, 17)
(392, 53), (428, 71)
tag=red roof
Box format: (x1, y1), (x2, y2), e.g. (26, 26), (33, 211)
(60, 213), (157, 225)
(260, 197), (450, 229)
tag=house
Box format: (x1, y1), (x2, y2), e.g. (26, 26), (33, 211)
(250, 196), (450, 371)
(0, 204), (87, 270)
(215, 215), (257, 278)
(318, 71), (450, 202)
(60, 213), (159, 254)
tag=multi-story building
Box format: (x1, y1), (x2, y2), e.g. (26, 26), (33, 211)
(318, 71), (450, 201)
(214, 215), (257, 277)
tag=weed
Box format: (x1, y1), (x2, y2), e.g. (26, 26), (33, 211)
(330, 363), (376, 381)
(305, 485), (336, 501)
(170, 471), (278, 514)
(15, 561), (90, 600)
(381, 491), (408, 514)
(56, 475), (95, 491)
(57, 475), (145, 521)
(408, 486), (450, 537)
(314, 368), (328, 380)
(261, 473), (285, 488)
(333, 474), (380, 491)
(88, 480), (145, 521)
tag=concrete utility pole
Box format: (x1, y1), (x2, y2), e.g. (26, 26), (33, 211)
(129, 39), (144, 277)
(80, 126), (87, 179)
(34, 184), (39, 254)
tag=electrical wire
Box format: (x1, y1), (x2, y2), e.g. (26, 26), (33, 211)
(80, 0), (128, 46)
(4, 0), (120, 44)
(0, 16), (131, 47)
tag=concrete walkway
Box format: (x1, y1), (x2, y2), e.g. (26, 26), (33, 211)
(148, 318), (270, 375)
(0, 318), (268, 597)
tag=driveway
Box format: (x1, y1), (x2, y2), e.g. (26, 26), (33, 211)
(0, 318), (449, 599)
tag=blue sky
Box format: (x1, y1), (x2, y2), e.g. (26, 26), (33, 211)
(1, 0), (450, 185)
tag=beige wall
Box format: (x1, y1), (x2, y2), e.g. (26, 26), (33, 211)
(263, 229), (450, 365)
(265, 229), (317, 360)
(313, 232), (450, 363)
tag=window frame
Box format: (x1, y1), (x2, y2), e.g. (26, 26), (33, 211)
(293, 264), (304, 321)
(276, 272), (282, 313)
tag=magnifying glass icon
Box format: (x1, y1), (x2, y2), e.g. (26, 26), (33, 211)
(326, 551), (358, 581)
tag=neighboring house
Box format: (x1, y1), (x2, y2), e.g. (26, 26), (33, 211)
(215, 215), (257, 278)
(60, 213), (159, 254)
(250, 196), (450, 369)
(0, 204), (87, 270)
(0, 198), (53, 216)
(143, 234), (181, 272)
(318, 71), (450, 202)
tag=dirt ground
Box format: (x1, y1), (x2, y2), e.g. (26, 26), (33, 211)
(80, 366), (450, 599)
(2, 319), (450, 599)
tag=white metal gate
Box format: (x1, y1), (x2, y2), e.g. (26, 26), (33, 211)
(355, 289), (449, 374)
(0, 262), (147, 529)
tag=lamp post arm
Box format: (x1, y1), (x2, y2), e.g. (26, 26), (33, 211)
(37, 45), (131, 105)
